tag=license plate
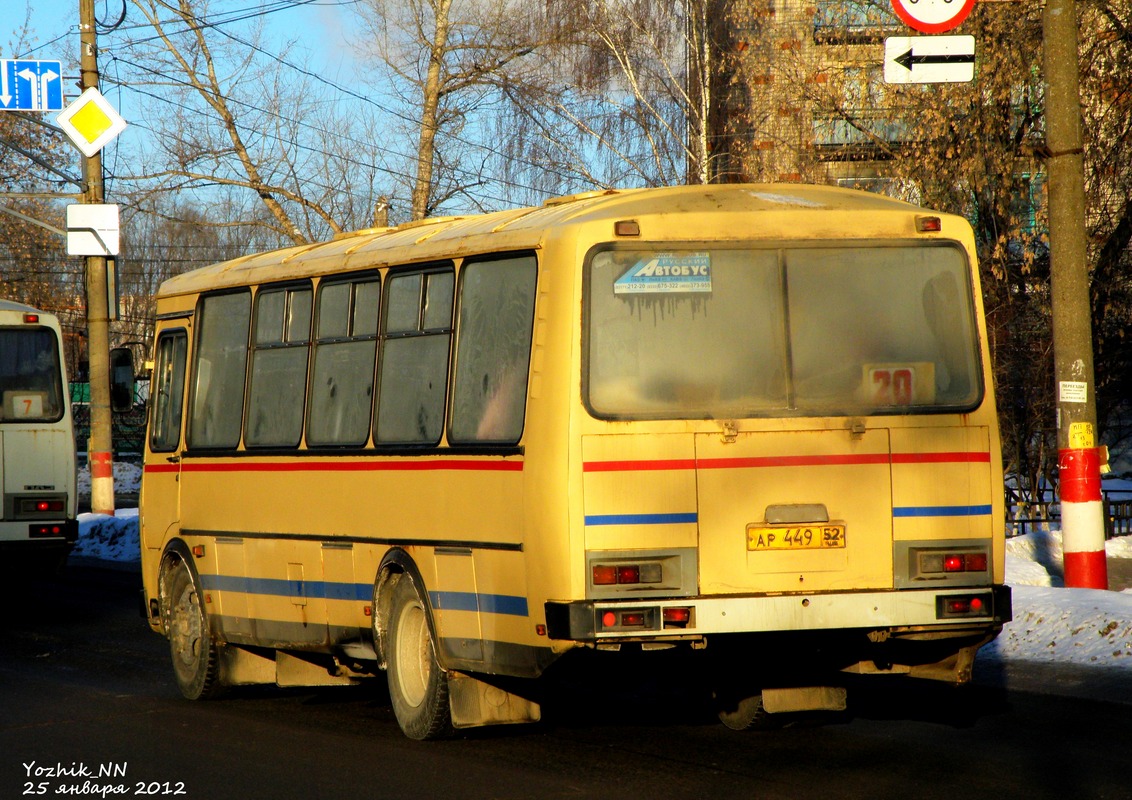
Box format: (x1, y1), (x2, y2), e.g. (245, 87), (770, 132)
(747, 524), (846, 551)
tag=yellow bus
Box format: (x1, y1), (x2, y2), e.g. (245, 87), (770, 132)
(140, 184), (1011, 739)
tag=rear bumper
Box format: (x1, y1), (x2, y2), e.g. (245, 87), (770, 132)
(545, 584), (1012, 643)
(0, 518), (78, 552)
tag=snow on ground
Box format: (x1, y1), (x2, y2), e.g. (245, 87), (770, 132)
(73, 461), (143, 562)
(73, 462), (1132, 690)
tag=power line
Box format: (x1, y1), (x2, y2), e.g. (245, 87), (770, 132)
(12, 0), (627, 221)
(97, 1), (585, 200)
(101, 54), (544, 210)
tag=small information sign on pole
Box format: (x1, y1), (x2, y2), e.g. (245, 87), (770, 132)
(884, 35), (976, 84)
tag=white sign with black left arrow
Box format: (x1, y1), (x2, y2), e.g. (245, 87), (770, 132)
(884, 35), (975, 84)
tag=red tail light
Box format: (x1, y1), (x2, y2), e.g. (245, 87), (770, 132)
(937, 593), (992, 619)
(19, 498), (65, 514)
(592, 562), (665, 586)
(920, 549), (990, 575)
(29, 524), (65, 537)
(617, 565), (640, 584)
(662, 607), (692, 628)
(593, 565), (618, 585)
(964, 553), (988, 572)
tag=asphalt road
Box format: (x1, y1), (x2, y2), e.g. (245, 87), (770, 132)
(2, 563), (1130, 800)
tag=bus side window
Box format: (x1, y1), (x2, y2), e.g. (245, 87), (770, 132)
(188, 291), (251, 449)
(150, 331), (188, 452)
(450, 254), (537, 444)
(246, 284), (313, 448)
(375, 268), (454, 445)
(307, 277), (380, 447)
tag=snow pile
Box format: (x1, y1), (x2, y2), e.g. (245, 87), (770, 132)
(988, 585), (1132, 666)
(980, 529), (1132, 671)
(73, 461), (143, 562)
(73, 508), (140, 562)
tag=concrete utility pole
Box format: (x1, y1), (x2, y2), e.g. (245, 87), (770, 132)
(79, 0), (116, 515)
(1043, 0), (1106, 588)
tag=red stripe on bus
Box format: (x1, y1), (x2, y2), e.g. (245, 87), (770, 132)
(584, 452), (991, 472)
(583, 459), (697, 472)
(891, 452), (991, 464)
(145, 459), (523, 474)
(698, 454), (891, 469)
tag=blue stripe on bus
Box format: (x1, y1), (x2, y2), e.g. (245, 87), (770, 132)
(584, 512), (698, 526)
(200, 574), (371, 601)
(893, 505), (993, 518)
(199, 574), (529, 617)
(428, 590), (529, 617)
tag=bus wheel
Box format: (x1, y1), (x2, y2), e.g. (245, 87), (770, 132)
(385, 574), (453, 740)
(165, 559), (223, 700)
(716, 692), (778, 732)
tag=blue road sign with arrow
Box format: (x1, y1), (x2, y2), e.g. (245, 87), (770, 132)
(1, 59), (65, 111)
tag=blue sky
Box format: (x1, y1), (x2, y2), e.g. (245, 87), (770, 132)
(8, 0), (357, 106)
(5, 0), (371, 204)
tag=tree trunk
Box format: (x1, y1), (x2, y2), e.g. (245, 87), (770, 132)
(411, 0), (453, 220)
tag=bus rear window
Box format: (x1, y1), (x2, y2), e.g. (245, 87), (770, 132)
(586, 244), (981, 419)
(0, 328), (65, 422)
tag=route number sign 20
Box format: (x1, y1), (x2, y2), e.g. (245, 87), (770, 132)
(891, 0), (976, 34)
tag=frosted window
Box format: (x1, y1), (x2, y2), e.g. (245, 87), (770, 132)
(450, 255), (537, 443)
(375, 268), (453, 444)
(587, 244), (980, 418)
(308, 277), (380, 446)
(189, 292), (250, 448)
(246, 285), (312, 447)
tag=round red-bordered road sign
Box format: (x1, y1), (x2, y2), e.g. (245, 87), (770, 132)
(891, 0), (977, 34)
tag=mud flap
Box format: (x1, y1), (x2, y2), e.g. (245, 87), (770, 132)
(762, 686), (847, 714)
(448, 671), (541, 728)
(218, 646), (275, 686)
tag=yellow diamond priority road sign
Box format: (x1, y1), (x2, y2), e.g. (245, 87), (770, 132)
(56, 87), (126, 158)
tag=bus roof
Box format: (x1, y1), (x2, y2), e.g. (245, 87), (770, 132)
(0, 298), (43, 314)
(157, 183), (938, 299)
(0, 298), (48, 315)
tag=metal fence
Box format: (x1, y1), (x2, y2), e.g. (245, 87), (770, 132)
(72, 402), (147, 461)
(1008, 492), (1132, 539)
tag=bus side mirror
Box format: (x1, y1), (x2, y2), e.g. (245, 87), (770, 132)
(110, 347), (135, 413)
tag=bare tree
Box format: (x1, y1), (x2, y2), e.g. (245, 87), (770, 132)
(499, 0), (748, 193)
(114, 0), (391, 243)
(353, 0), (561, 218)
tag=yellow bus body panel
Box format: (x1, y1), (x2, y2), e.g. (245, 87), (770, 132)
(139, 184), (1009, 694)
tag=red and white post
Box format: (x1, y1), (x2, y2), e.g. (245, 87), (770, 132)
(1044, 0), (1107, 590)
(1059, 446), (1108, 589)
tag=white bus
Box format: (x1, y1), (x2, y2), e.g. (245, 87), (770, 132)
(0, 299), (78, 573)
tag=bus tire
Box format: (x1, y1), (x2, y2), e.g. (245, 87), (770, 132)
(385, 574), (453, 740)
(164, 558), (224, 700)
